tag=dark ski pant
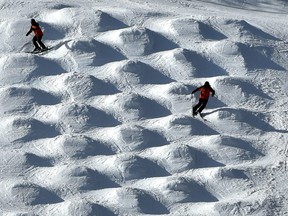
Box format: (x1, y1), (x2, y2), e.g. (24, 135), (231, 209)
(193, 98), (208, 114)
(33, 36), (46, 50)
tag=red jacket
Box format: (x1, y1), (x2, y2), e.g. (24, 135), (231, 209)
(26, 22), (43, 37)
(31, 24), (43, 36)
(192, 85), (215, 100)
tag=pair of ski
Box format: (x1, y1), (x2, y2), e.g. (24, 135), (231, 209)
(26, 47), (53, 54)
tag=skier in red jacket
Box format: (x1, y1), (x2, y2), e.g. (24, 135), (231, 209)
(26, 19), (47, 52)
(191, 81), (215, 117)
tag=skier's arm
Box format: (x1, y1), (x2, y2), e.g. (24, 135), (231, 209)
(191, 87), (200, 94)
(210, 87), (215, 97)
(26, 27), (32, 36)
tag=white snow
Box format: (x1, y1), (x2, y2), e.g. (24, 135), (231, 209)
(0, 0), (288, 215)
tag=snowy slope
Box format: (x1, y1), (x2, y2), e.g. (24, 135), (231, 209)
(0, 0), (288, 215)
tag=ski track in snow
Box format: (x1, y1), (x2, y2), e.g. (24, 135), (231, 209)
(0, 0), (288, 215)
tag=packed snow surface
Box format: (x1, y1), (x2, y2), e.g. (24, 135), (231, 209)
(0, 0), (288, 215)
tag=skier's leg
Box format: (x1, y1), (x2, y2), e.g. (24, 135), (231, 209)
(36, 36), (47, 49)
(32, 37), (41, 50)
(193, 101), (201, 115)
(197, 99), (208, 114)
